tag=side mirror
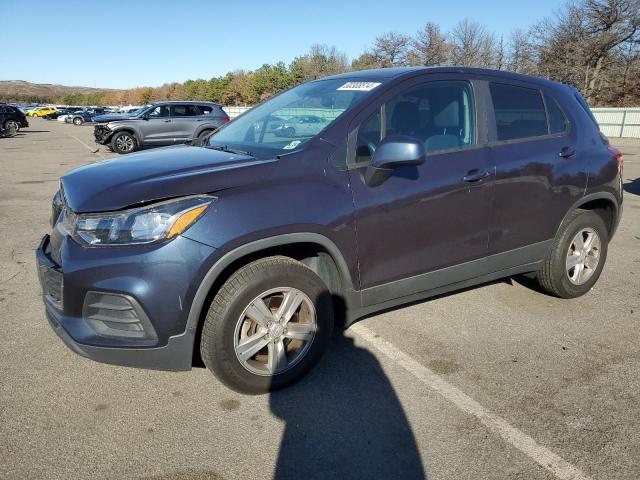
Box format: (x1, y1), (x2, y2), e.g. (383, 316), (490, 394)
(365, 135), (425, 186)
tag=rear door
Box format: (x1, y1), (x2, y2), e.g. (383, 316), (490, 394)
(169, 104), (202, 142)
(486, 81), (585, 258)
(138, 105), (173, 144)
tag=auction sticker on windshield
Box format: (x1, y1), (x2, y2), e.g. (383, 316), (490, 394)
(337, 82), (381, 91)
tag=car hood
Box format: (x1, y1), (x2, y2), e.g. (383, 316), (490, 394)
(61, 145), (277, 213)
(93, 113), (135, 123)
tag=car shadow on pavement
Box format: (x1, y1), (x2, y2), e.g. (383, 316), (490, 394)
(624, 177), (640, 196)
(269, 303), (427, 480)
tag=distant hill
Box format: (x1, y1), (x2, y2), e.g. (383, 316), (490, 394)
(0, 80), (114, 97)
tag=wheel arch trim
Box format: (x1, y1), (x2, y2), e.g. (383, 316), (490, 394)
(185, 233), (355, 334)
(559, 191), (620, 236)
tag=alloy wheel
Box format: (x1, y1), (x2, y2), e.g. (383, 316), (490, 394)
(234, 287), (316, 376)
(115, 135), (134, 152)
(566, 227), (601, 285)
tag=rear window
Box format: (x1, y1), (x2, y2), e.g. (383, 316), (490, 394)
(573, 91), (600, 128)
(490, 83), (547, 141)
(199, 105), (214, 115)
(544, 94), (568, 134)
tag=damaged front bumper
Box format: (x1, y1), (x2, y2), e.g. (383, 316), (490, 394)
(94, 124), (113, 145)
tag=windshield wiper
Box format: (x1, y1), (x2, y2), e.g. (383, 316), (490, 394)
(206, 144), (252, 156)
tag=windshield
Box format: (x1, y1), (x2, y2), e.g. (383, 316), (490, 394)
(128, 107), (145, 116)
(206, 78), (383, 157)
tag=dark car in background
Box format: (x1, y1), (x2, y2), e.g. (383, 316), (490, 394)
(43, 107), (81, 120)
(38, 67), (623, 394)
(66, 107), (108, 125)
(0, 104), (29, 131)
(93, 101), (229, 154)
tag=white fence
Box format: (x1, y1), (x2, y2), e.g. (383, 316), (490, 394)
(224, 106), (252, 118)
(589, 108), (640, 139)
(223, 105), (640, 139)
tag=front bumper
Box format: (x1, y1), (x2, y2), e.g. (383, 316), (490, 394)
(36, 234), (216, 371)
(94, 125), (113, 144)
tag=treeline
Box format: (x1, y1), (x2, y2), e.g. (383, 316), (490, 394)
(5, 0), (638, 107)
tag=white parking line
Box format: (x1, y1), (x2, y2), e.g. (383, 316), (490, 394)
(352, 324), (592, 480)
(65, 133), (104, 158)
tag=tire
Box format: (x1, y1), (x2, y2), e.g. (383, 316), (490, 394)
(536, 210), (608, 298)
(193, 129), (213, 146)
(73, 117), (83, 126)
(200, 256), (334, 394)
(4, 120), (19, 132)
(110, 131), (138, 154)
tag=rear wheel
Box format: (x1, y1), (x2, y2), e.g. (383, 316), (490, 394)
(536, 210), (608, 298)
(111, 131), (137, 154)
(200, 256), (334, 394)
(73, 117), (83, 126)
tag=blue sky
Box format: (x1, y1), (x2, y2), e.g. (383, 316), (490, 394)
(0, 0), (563, 89)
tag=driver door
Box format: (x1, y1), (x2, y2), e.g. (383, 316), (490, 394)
(347, 78), (493, 303)
(139, 105), (174, 144)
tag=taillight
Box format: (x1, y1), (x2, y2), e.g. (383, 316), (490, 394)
(221, 116), (230, 123)
(608, 146), (623, 174)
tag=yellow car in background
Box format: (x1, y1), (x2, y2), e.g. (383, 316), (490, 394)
(27, 107), (57, 117)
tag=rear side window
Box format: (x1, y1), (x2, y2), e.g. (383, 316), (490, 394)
(171, 105), (199, 117)
(544, 94), (568, 134)
(490, 83), (547, 141)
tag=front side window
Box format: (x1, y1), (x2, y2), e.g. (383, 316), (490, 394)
(352, 80), (475, 166)
(208, 78), (383, 158)
(490, 83), (547, 141)
(148, 105), (170, 118)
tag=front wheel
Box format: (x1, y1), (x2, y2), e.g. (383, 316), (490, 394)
(73, 117), (83, 126)
(200, 256), (334, 394)
(4, 120), (19, 132)
(536, 210), (608, 298)
(111, 131), (137, 154)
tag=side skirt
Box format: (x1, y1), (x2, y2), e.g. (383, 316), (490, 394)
(345, 240), (552, 324)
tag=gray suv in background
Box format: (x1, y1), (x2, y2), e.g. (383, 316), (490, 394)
(94, 101), (229, 154)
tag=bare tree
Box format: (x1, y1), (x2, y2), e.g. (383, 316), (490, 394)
(507, 28), (538, 74)
(535, 0), (640, 103)
(410, 22), (450, 66)
(449, 19), (496, 67)
(371, 32), (413, 67)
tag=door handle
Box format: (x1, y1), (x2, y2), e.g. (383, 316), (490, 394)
(462, 170), (490, 182)
(559, 146), (576, 158)
(164, 119), (171, 123)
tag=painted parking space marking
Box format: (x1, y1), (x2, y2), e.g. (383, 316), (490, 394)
(352, 324), (592, 480)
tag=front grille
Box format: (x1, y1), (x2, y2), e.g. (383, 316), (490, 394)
(94, 125), (111, 143)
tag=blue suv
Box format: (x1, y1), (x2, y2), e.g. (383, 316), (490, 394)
(37, 68), (623, 393)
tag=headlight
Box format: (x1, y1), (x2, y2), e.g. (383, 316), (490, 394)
(61, 195), (214, 246)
